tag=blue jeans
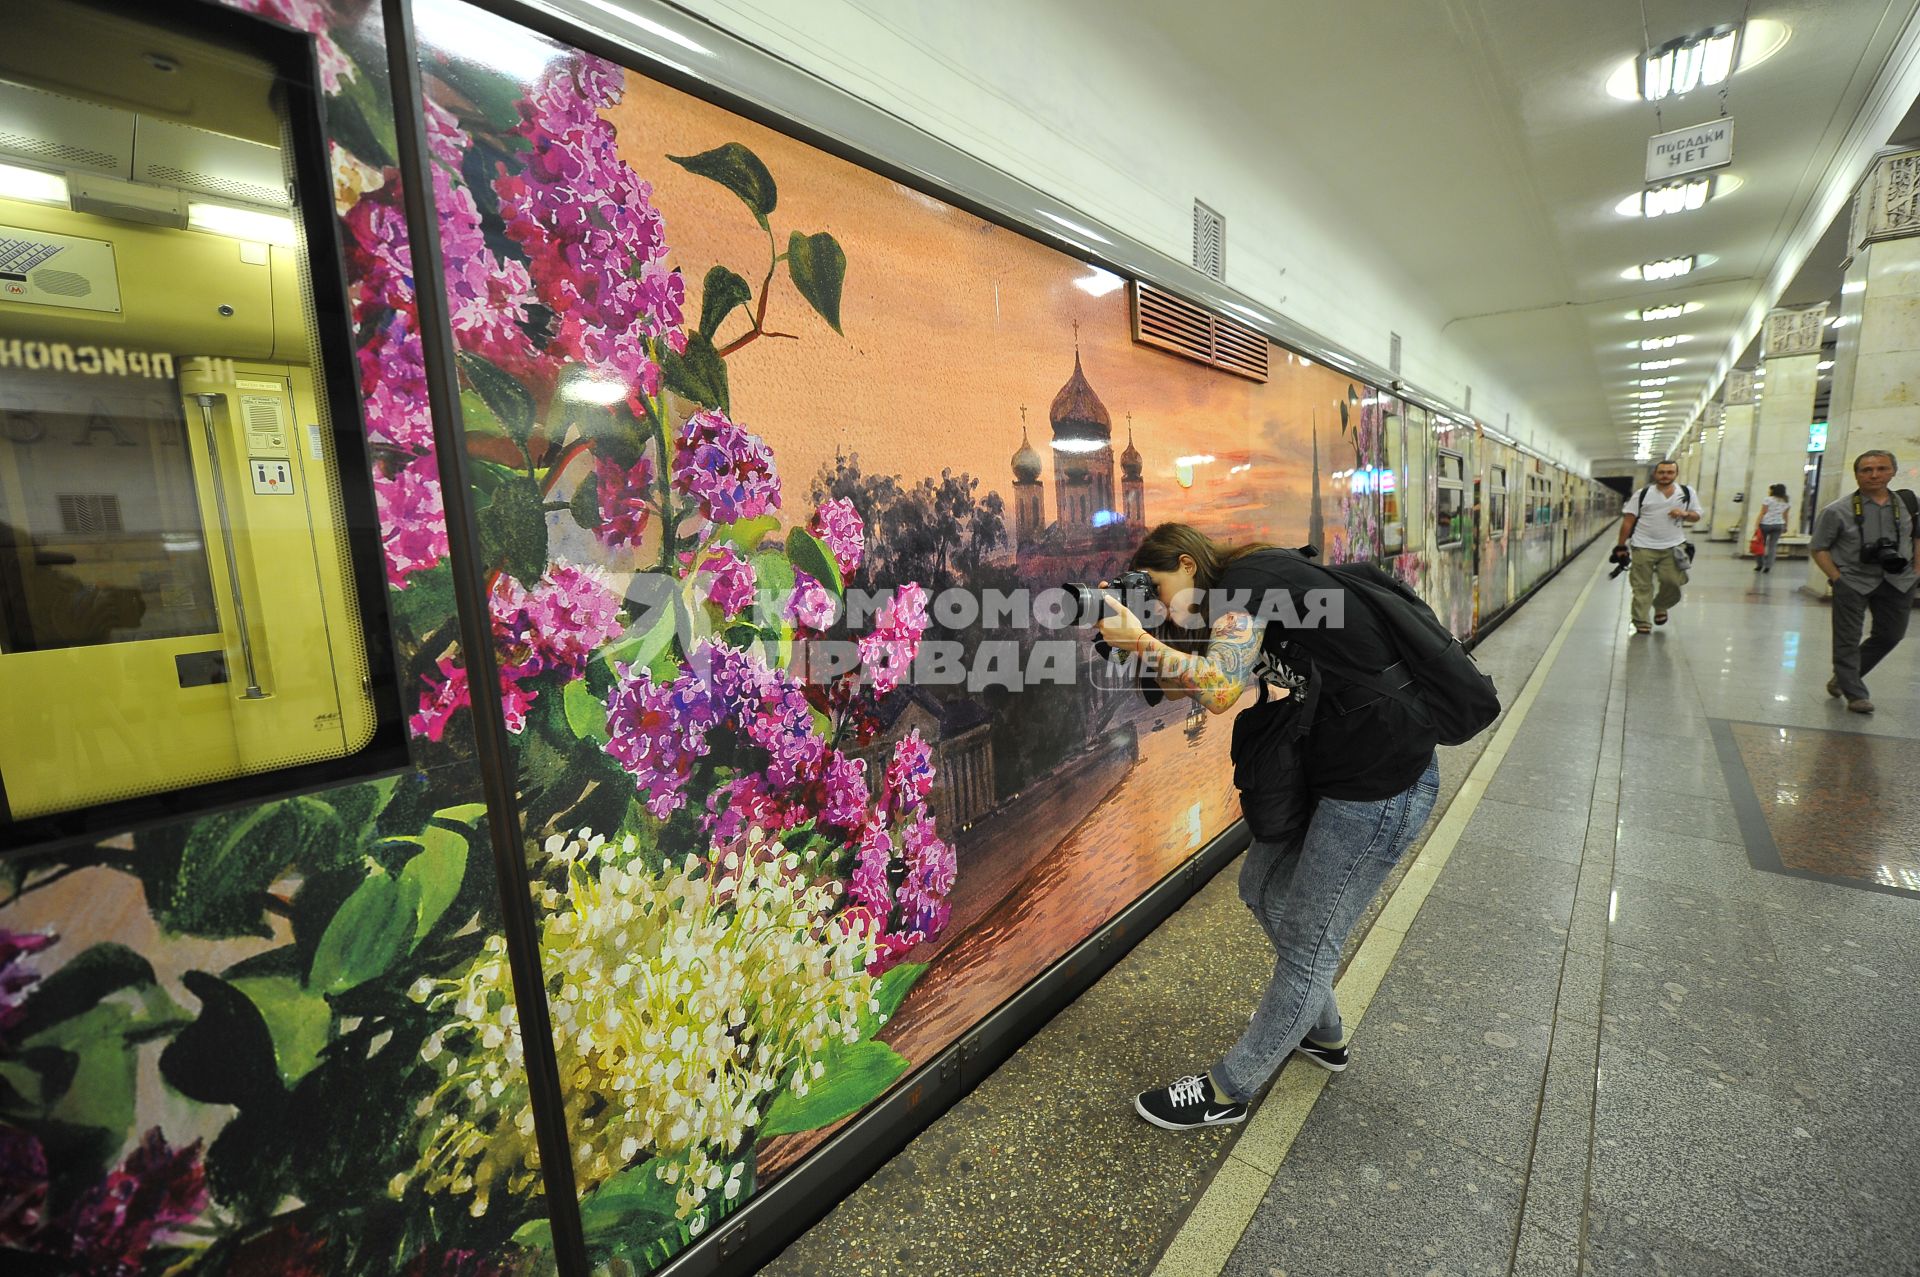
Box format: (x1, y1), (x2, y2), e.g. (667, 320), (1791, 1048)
(1213, 754), (1441, 1101)
(1759, 524), (1784, 570)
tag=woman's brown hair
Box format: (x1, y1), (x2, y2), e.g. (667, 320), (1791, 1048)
(1129, 523), (1273, 621)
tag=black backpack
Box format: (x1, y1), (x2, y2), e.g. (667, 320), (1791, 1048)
(1301, 560), (1501, 747)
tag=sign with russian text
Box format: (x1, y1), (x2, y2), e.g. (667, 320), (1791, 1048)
(1646, 118), (1733, 182)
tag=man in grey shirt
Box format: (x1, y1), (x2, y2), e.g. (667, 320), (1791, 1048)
(1810, 449), (1920, 713)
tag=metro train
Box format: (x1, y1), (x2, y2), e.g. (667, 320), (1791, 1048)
(0, 2), (1611, 1275)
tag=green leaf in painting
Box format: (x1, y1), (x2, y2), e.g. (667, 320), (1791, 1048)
(432, 801), (490, 827)
(661, 331), (730, 413)
(29, 1003), (139, 1147)
(713, 513), (780, 554)
(459, 388), (510, 440)
(784, 528), (842, 595)
(229, 976), (332, 1088)
(165, 798), (347, 939)
(476, 473), (550, 587)
(563, 678), (611, 744)
(307, 869), (422, 996)
(390, 561), (457, 641)
(6, 944), (155, 1045)
(667, 142), (777, 228)
(751, 548), (796, 601)
(327, 52), (399, 168)
(757, 1039), (910, 1138)
(601, 595), (679, 676)
(399, 823), (469, 945)
(158, 971), (284, 1112)
(458, 351), (537, 444)
(699, 264), (754, 340)
(569, 468), (602, 533)
(785, 231), (847, 334)
(859, 962), (927, 1038)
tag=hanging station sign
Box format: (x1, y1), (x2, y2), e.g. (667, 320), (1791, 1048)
(1808, 421), (1828, 453)
(1646, 118), (1734, 182)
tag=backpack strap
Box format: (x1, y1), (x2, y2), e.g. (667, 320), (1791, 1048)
(1900, 488), (1919, 531)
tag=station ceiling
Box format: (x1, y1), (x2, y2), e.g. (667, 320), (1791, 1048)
(1070, 0), (1920, 465)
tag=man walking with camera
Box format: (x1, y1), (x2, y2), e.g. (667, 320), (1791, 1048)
(1612, 459), (1704, 635)
(1811, 450), (1920, 714)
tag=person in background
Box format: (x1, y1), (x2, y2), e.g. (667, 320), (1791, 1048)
(1613, 460), (1704, 635)
(1811, 450), (1920, 714)
(1755, 483), (1790, 573)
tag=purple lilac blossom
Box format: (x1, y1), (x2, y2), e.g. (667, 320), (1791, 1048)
(883, 731), (935, 814)
(603, 663), (722, 817)
(374, 457), (451, 589)
(785, 571), (837, 632)
(226, 0), (354, 93)
(409, 658), (470, 743)
(58, 1128), (207, 1276)
(699, 545), (757, 620)
(848, 825), (893, 913)
(819, 751), (870, 829)
(593, 453), (654, 551)
(809, 498), (864, 577)
(857, 582), (930, 694)
(670, 409), (781, 527)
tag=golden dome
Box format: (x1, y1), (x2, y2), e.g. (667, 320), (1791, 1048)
(1012, 424), (1044, 482)
(1049, 350), (1112, 443)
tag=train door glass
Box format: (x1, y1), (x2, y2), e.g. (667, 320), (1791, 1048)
(1436, 449), (1466, 547)
(1381, 409), (1405, 553)
(0, 0), (397, 839)
(1488, 466), (1508, 537)
(1801, 453), (1822, 534)
(1403, 405), (1428, 542)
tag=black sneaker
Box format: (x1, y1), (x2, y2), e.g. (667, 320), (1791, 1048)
(1294, 1035), (1350, 1072)
(1134, 1074), (1246, 1131)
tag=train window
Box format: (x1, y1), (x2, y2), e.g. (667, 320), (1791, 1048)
(1381, 410), (1405, 553)
(1489, 466), (1508, 537)
(0, 0), (398, 840)
(1435, 449), (1466, 547)
(1402, 405), (1428, 540)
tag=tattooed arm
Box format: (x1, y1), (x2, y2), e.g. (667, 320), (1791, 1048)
(1099, 606), (1273, 715)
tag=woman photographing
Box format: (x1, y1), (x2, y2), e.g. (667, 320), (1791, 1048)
(1095, 523), (1441, 1130)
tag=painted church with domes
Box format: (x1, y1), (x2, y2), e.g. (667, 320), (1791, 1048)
(1008, 346), (1148, 583)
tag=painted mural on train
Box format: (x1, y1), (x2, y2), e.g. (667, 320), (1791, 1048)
(0, 0), (1605, 1273)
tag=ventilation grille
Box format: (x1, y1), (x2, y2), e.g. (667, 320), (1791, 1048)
(143, 163), (285, 208)
(243, 395), (283, 435)
(1192, 200), (1225, 282)
(1130, 281), (1269, 382)
(31, 268), (89, 297)
(0, 131), (115, 169)
(58, 493), (123, 534)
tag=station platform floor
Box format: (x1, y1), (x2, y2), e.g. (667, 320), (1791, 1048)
(763, 538), (1920, 1277)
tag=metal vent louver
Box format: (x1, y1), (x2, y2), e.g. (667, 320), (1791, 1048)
(1192, 200), (1224, 282)
(1130, 281), (1270, 382)
(58, 494), (123, 534)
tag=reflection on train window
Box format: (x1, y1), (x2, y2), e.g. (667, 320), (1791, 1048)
(0, 0), (394, 834)
(1435, 449), (1466, 547)
(1381, 411), (1405, 553)
(1402, 405), (1428, 540)
(1488, 466), (1508, 538)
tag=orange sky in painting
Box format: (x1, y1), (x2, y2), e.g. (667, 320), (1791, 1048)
(603, 72), (1368, 550)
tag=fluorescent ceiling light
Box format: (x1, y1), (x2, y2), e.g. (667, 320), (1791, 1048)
(1623, 256), (1696, 282)
(1817, 360), (1834, 371)
(1645, 177), (1713, 219)
(1074, 267), (1125, 297)
(0, 161), (69, 207)
(188, 201), (298, 246)
(1641, 334), (1690, 351)
(1640, 358), (1683, 370)
(1842, 281), (1866, 295)
(1641, 25), (1741, 101)
(1638, 391), (1664, 399)
(1638, 378), (1671, 386)
(1607, 21), (1790, 100)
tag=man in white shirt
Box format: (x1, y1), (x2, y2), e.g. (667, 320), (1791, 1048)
(1612, 460), (1705, 634)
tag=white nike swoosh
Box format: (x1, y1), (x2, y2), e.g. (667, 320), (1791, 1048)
(1203, 1107), (1238, 1121)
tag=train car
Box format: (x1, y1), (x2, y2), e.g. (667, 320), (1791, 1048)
(1479, 434), (1523, 619)
(0, 3), (1613, 1275)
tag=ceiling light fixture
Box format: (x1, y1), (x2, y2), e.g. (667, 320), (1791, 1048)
(1640, 358), (1684, 370)
(1624, 256), (1696, 282)
(1817, 360), (1834, 371)
(1646, 176), (1713, 218)
(186, 201), (298, 246)
(1605, 21), (1790, 100)
(1640, 334), (1690, 351)
(0, 160), (70, 208)
(1638, 377), (1671, 386)
(1641, 303), (1686, 321)
(1641, 25), (1740, 101)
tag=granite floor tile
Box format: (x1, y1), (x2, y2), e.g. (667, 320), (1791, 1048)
(1555, 943), (1605, 1027)
(1512, 1223), (1578, 1277)
(1370, 895), (1567, 1026)
(1460, 800), (1592, 865)
(1598, 943), (1819, 1109)
(1430, 839), (1579, 931)
(1602, 871), (1778, 967)
(1329, 982), (1552, 1169)
(1518, 1023), (1599, 1243)
(1616, 755), (1733, 803)
(1589, 1045), (1893, 1275)
(1608, 832), (1760, 898)
(1615, 792), (1745, 850)
(1482, 772), (1596, 815)
(1221, 1098), (1525, 1277)
(1578, 1213), (1757, 1277)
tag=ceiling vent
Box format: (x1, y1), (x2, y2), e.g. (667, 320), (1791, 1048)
(1192, 199), (1224, 282)
(1131, 281), (1270, 382)
(135, 117), (287, 208)
(0, 79), (131, 176)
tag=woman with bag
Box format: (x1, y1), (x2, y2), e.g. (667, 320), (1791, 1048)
(1094, 523), (1440, 1131)
(1755, 483), (1791, 573)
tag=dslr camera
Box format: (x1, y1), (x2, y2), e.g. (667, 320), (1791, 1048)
(1064, 569), (1157, 664)
(1861, 537), (1910, 575)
